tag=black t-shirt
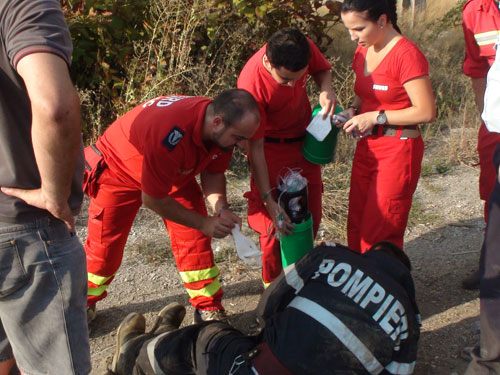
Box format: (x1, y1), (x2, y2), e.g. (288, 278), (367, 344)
(257, 244), (420, 374)
(0, 0), (84, 222)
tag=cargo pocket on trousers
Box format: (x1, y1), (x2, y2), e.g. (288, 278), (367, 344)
(88, 203), (106, 240)
(0, 240), (29, 298)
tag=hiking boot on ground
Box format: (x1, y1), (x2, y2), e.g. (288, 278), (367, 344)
(87, 304), (97, 324)
(149, 302), (187, 335)
(110, 313), (148, 375)
(462, 270), (480, 290)
(193, 308), (229, 324)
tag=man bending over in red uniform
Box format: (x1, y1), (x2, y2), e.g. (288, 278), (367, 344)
(83, 89), (260, 323)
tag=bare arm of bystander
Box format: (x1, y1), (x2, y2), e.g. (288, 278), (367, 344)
(1, 53), (81, 232)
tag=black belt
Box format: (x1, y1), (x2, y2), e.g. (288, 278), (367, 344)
(264, 136), (305, 144)
(372, 125), (420, 139)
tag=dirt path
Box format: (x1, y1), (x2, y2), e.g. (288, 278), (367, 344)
(80, 162), (484, 375)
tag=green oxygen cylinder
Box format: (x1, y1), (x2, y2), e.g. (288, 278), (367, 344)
(302, 104), (343, 165)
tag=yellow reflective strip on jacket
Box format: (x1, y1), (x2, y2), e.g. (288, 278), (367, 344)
(474, 30), (499, 46)
(88, 285), (108, 296)
(186, 279), (221, 298)
(179, 265), (219, 283)
(88, 272), (114, 286)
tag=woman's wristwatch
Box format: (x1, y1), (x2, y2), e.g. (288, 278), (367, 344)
(348, 105), (359, 115)
(376, 110), (388, 125)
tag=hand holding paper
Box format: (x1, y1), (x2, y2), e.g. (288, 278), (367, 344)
(306, 107), (332, 142)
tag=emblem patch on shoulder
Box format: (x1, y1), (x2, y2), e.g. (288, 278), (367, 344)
(162, 126), (184, 150)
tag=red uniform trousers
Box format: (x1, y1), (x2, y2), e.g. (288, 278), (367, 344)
(347, 130), (424, 253)
(478, 122), (500, 222)
(85, 166), (223, 311)
(245, 141), (322, 285)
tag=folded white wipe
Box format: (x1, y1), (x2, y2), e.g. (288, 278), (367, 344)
(231, 224), (262, 266)
(306, 107), (332, 141)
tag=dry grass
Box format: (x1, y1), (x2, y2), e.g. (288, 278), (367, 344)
(320, 153), (353, 242)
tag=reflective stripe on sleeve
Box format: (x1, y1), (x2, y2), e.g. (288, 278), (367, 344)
(288, 296), (384, 375)
(186, 279), (221, 298)
(284, 263), (304, 292)
(179, 265), (219, 283)
(474, 30), (500, 46)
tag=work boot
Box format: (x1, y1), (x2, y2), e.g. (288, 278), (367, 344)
(87, 304), (97, 324)
(110, 313), (147, 375)
(461, 346), (476, 361)
(462, 270), (480, 290)
(149, 302), (186, 335)
(193, 308), (229, 324)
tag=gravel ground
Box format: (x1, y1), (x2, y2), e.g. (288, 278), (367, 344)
(79, 162), (484, 375)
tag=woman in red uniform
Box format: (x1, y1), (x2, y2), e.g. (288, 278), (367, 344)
(340, 0), (436, 253)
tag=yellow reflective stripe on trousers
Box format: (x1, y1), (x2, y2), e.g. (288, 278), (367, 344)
(88, 285), (108, 296)
(88, 272), (114, 286)
(474, 30), (499, 46)
(179, 265), (219, 284)
(186, 279), (221, 298)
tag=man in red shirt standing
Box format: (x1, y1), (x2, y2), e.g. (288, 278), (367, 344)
(237, 28), (337, 286)
(84, 89), (260, 323)
(461, 0), (500, 289)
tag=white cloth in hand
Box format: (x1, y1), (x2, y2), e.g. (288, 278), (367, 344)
(231, 224), (262, 266)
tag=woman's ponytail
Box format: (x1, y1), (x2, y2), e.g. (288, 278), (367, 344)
(387, 0), (402, 34)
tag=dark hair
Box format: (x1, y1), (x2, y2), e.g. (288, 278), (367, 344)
(341, 0), (402, 34)
(369, 241), (412, 271)
(265, 28), (311, 72)
(211, 89), (259, 127)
